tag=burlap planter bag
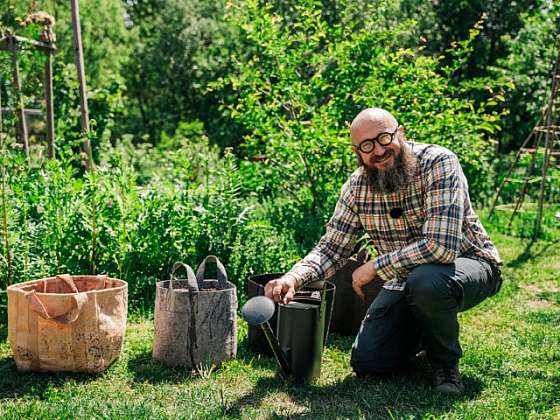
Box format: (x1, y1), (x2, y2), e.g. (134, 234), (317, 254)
(7, 274), (128, 373)
(329, 248), (383, 336)
(152, 256), (237, 369)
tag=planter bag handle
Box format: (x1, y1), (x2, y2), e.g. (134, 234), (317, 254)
(195, 255), (228, 290)
(170, 262), (199, 292)
(25, 290), (88, 324)
(95, 274), (109, 290)
(55, 274), (79, 293)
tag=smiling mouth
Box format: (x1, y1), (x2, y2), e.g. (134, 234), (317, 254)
(373, 150), (393, 163)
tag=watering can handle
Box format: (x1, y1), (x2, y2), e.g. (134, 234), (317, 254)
(195, 255), (228, 289)
(170, 262), (199, 292)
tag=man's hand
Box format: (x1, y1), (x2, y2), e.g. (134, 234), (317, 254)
(352, 261), (378, 299)
(264, 275), (296, 304)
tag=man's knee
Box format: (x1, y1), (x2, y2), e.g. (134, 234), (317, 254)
(350, 331), (391, 373)
(406, 263), (454, 307)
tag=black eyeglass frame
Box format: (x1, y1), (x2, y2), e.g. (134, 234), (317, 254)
(353, 126), (400, 154)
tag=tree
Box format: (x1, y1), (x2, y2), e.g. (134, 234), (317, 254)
(41, 0), (134, 89)
(121, 0), (244, 145)
(493, 0), (560, 152)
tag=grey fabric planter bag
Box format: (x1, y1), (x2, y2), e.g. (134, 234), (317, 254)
(152, 256), (237, 369)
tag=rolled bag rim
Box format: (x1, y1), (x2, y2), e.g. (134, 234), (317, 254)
(7, 275), (128, 297)
(155, 279), (237, 294)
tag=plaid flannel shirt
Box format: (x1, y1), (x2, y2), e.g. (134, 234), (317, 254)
(286, 142), (501, 291)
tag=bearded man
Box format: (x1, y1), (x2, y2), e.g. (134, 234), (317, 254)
(264, 108), (502, 395)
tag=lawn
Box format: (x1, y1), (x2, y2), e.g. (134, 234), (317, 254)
(0, 233), (559, 419)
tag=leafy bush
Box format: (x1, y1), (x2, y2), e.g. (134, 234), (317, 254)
(0, 115), (319, 317)
(228, 220), (300, 304)
(215, 0), (505, 249)
(0, 141), (261, 317)
(121, 0), (246, 146)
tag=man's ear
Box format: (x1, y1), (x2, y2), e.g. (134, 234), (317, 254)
(351, 145), (358, 153)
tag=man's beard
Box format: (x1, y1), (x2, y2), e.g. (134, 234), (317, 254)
(359, 141), (417, 194)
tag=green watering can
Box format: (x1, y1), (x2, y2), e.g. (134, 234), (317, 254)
(242, 290), (328, 383)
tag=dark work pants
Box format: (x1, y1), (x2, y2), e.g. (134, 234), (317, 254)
(350, 257), (502, 373)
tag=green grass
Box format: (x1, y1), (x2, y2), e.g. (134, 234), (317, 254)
(0, 233), (559, 419)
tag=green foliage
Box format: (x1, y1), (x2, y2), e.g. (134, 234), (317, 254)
(398, 0), (540, 80)
(51, 60), (126, 163)
(0, 133), (301, 315)
(216, 0), (504, 249)
(493, 0), (560, 152)
(228, 220), (300, 302)
(104, 121), (220, 187)
(495, 152), (560, 205)
(25, 0), (135, 89)
(487, 150), (560, 240)
(121, 0), (245, 145)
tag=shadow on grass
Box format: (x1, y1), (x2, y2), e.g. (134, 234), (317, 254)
(523, 310), (560, 326)
(126, 346), (199, 384)
(507, 238), (560, 268)
(224, 363), (485, 419)
(0, 355), (97, 399)
(0, 323), (100, 399)
(125, 334), (282, 385)
(0, 324), (79, 399)
(229, 336), (485, 418)
(227, 330), (485, 417)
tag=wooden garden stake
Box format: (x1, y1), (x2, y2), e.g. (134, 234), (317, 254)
(9, 39), (30, 161)
(1, 34), (57, 162)
(44, 50), (55, 159)
(534, 42), (560, 239)
(70, 0), (94, 170)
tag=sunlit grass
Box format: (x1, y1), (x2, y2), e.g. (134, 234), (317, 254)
(0, 233), (558, 419)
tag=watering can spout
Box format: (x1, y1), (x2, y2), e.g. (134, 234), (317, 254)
(241, 296), (291, 375)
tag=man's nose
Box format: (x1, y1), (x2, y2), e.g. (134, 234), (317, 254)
(373, 144), (386, 156)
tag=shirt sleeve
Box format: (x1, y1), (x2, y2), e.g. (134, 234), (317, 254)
(373, 153), (466, 281)
(286, 179), (362, 288)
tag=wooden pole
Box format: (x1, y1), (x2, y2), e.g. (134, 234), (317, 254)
(488, 120), (540, 217)
(534, 44), (560, 239)
(507, 130), (542, 229)
(0, 35), (56, 53)
(44, 50), (55, 159)
(70, 0), (93, 170)
(0, 85), (13, 283)
(9, 38), (30, 161)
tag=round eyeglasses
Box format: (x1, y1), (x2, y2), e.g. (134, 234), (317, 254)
(353, 126), (399, 154)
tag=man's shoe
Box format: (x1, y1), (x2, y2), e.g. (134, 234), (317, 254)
(432, 365), (465, 395)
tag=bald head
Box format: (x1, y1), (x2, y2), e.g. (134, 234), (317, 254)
(350, 108), (398, 144)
